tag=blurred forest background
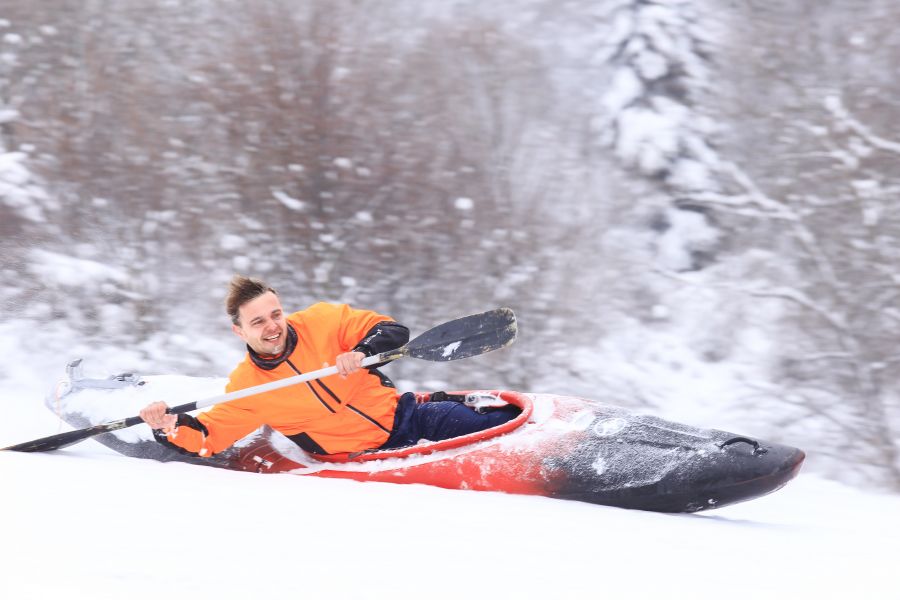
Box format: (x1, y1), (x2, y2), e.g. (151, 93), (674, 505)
(1, 0), (899, 491)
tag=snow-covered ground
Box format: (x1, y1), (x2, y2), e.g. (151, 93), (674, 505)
(1, 365), (897, 600)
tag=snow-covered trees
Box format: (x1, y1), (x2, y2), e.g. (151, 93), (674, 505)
(574, 0), (900, 488)
(700, 0), (900, 489)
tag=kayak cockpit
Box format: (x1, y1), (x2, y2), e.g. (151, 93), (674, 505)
(306, 390), (532, 463)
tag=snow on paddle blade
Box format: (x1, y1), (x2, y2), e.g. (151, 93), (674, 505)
(441, 341), (462, 358)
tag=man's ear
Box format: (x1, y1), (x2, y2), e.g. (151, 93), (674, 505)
(232, 323), (246, 341)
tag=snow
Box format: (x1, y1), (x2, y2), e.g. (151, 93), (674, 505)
(454, 197), (474, 210)
(1, 363), (898, 599)
(441, 340), (462, 358)
(0, 149), (54, 221)
(0, 108), (18, 123)
(271, 189), (306, 211)
(655, 207), (720, 271)
(1, 439), (897, 599)
(27, 249), (131, 288)
(219, 234), (246, 251)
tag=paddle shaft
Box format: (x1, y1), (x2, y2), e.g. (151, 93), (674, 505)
(1, 307), (515, 453)
(179, 350), (402, 412)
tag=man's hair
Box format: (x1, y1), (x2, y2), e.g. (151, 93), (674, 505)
(226, 275), (277, 325)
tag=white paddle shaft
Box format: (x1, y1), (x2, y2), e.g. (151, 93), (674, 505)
(193, 354), (385, 410)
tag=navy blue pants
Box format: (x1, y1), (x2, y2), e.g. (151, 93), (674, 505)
(379, 393), (520, 450)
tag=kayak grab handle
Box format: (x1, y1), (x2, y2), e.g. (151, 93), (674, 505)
(718, 436), (768, 456)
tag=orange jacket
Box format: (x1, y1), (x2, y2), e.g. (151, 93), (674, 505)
(159, 302), (403, 456)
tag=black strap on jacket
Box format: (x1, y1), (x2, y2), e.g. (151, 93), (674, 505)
(352, 321), (410, 367)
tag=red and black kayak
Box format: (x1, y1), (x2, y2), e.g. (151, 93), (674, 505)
(45, 361), (805, 513)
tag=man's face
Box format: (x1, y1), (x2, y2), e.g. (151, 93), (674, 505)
(232, 291), (288, 357)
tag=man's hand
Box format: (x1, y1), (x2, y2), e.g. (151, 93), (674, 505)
(140, 401), (177, 433)
(335, 351), (366, 378)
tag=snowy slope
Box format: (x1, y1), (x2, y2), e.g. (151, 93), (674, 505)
(1, 375), (897, 600)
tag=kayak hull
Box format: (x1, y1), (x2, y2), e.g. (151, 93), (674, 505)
(46, 361), (805, 512)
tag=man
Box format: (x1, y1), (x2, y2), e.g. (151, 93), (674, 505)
(140, 275), (518, 457)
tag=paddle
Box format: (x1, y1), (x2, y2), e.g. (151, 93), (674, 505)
(2, 308), (517, 453)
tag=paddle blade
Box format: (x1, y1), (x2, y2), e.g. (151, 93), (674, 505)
(406, 307), (517, 361)
(2, 417), (137, 453)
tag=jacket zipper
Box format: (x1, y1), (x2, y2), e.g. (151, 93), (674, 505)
(313, 371), (392, 434)
(286, 359), (336, 414)
(345, 404), (391, 434)
(288, 359), (391, 434)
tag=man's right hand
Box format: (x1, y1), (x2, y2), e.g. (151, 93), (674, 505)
(140, 401), (177, 433)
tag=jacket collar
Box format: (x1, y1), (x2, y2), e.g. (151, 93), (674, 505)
(248, 323), (298, 370)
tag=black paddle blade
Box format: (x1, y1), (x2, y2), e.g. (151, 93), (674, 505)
(2, 417), (137, 453)
(406, 307), (517, 362)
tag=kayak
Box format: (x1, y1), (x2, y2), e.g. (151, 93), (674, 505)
(46, 360), (805, 513)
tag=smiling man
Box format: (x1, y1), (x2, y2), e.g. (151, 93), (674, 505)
(139, 275), (519, 457)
